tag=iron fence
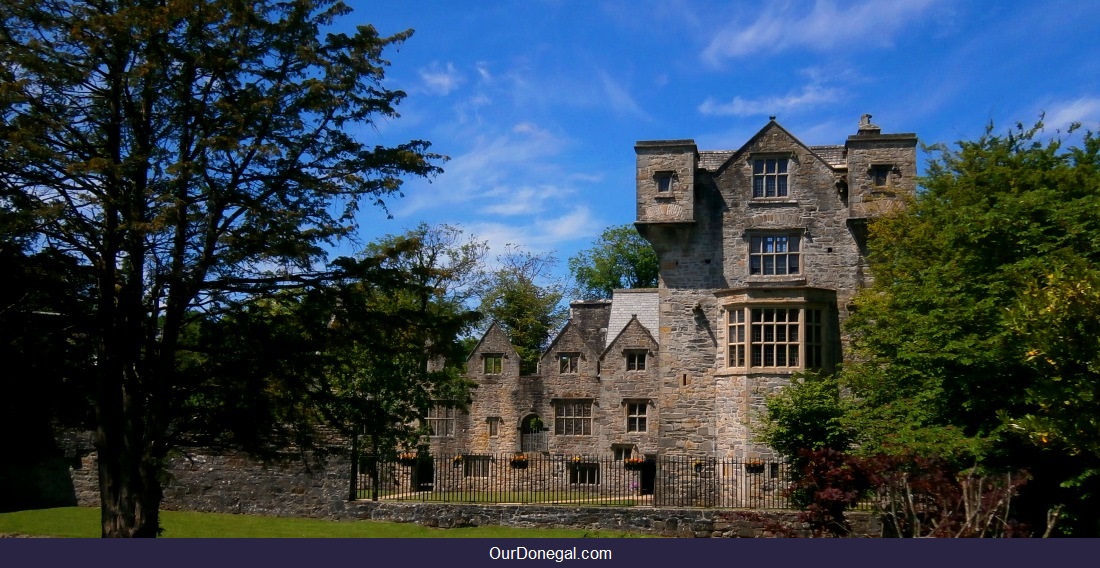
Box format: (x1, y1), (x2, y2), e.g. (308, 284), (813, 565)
(354, 453), (794, 509)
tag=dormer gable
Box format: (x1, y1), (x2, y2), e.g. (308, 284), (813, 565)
(466, 321), (521, 378)
(540, 320), (601, 379)
(714, 119), (843, 177)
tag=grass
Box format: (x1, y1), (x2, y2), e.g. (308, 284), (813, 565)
(0, 507), (650, 538)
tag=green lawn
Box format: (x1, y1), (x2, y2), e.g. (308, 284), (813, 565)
(0, 507), (650, 538)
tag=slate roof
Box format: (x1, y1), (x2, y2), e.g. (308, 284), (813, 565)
(606, 289), (659, 348)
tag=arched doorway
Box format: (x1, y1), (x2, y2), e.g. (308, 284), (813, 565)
(520, 414), (546, 452)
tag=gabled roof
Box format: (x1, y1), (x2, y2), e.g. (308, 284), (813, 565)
(464, 321), (518, 363)
(606, 289), (659, 348)
(541, 318), (602, 359)
(708, 120), (846, 174)
(601, 314), (659, 358)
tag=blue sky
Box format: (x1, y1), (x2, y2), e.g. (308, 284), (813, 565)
(333, 0), (1100, 282)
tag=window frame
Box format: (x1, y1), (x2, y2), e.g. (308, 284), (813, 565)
(724, 305), (825, 372)
(483, 353), (503, 375)
(554, 399), (593, 436)
(558, 352), (580, 374)
(626, 402), (648, 433)
(748, 233), (801, 276)
(655, 171), (675, 193)
(625, 350), (647, 371)
(569, 462), (601, 485)
(751, 156), (790, 199)
(427, 404), (456, 437)
(463, 454), (491, 478)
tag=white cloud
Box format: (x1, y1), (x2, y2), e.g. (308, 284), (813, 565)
(396, 122), (573, 216)
(1044, 97), (1100, 130)
(701, 0), (938, 64)
(699, 83), (841, 117)
(598, 71), (648, 120)
(483, 184), (577, 216)
(465, 205), (600, 255)
(419, 61), (463, 95)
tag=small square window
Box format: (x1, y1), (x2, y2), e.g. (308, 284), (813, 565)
(870, 165), (893, 187)
(464, 455), (490, 478)
(655, 172), (674, 193)
(569, 462), (600, 485)
(626, 350), (647, 371)
(558, 353), (579, 374)
(483, 354), (503, 374)
(612, 444), (636, 461)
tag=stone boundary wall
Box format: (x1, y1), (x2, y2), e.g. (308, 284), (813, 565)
(48, 440), (880, 537)
(344, 501), (881, 538)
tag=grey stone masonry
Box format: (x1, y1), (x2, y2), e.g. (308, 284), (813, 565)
(443, 115), (914, 464)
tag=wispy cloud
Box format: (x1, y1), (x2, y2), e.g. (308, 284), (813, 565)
(698, 67), (846, 118)
(419, 61), (463, 95)
(1044, 97), (1100, 130)
(701, 0), (939, 64)
(396, 122), (601, 225)
(465, 205), (601, 256)
(699, 84), (840, 117)
(598, 71), (648, 120)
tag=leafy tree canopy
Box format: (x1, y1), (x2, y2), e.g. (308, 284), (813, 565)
(479, 247), (571, 374)
(568, 224), (658, 299)
(811, 120), (1100, 534)
(0, 0), (442, 536)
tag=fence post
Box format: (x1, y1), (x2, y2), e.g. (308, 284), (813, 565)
(348, 429), (358, 501)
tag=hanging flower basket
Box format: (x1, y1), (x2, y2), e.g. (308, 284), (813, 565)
(745, 461), (765, 474)
(567, 455), (585, 471)
(396, 452), (418, 467)
(452, 455), (464, 468)
(623, 457), (644, 471)
(509, 454), (529, 469)
(692, 460), (706, 473)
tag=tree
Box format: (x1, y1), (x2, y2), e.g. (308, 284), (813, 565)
(833, 121), (1100, 533)
(0, 0), (442, 537)
(177, 230), (480, 457)
(568, 224), (658, 299)
(479, 247), (570, 374)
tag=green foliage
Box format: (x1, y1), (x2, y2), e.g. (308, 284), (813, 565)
(834, 120), (1100, 534)
(568, 225), (658, 299)
(176, 227), (480, 454)
(757, 372), (851, 460)
(0, 0), (443, 536)
(479, 247), (570, 374)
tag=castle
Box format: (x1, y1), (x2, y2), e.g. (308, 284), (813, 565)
(430, 115), (916, 464)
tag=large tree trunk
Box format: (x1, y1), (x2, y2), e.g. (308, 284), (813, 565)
(97, 433), (162, 538)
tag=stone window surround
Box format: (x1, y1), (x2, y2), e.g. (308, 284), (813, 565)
(654, 170), (676, 195)
(747, 232), (802, 277)
(487, 417), (500, 437)
(625, 400), (648, 433)
(427, 403), (456, 437)
(558, 352), (580, 374)
(750, 154), (792, 199)
(552, 398), (593, 436)
(869, 163), (901, 187)
(715, 287), (836, 374)
(624, 349), (648, 371)
(463, 454), (491, 478)
(482, 353), (504, 375)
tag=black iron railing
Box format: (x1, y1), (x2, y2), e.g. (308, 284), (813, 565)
(353, 453), (796, 509)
